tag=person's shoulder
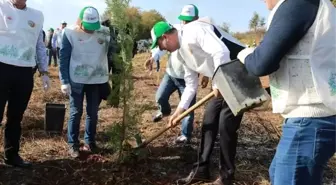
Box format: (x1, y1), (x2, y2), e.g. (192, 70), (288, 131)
(27, 6), (43, 17)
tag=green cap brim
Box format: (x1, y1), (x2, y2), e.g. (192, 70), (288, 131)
(150, 38), (158, 49)
(178, 15), (194, 21)
(82, 21), (101, 31)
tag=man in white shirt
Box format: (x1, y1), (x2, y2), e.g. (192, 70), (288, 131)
(0, 0), (50, 168)
(150, 16), (246, 184)
(145, 20), (198, 143)
(52, 20), (67, 60)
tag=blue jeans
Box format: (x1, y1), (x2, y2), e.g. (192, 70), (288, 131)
(67, 84), (101, 147)
(270, 116), (336, 185)
(155, 73), (196, 138)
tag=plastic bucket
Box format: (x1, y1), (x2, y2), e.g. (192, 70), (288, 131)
(44, 103), (66, 134)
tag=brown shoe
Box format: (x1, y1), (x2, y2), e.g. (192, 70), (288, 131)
(211, 178), (233, 185)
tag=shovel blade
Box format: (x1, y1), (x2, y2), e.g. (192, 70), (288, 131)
(212, 59), (270, 115)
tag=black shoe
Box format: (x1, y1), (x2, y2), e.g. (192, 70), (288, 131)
(176, 169), (210, 184)
(69, 146), (80, 158)
(152, 112), (163, 122)
(4, 156), (32, 168)
(83, 143), (99, 153)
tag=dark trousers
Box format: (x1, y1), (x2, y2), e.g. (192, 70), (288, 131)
(56, 47), (60, 59)
(194, 96), (243, 181)
(0, 62), (34, 159)
(48, 48), (57, 66)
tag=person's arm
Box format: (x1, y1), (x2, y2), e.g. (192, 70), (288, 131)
(239, 0), (319, 76)
(178, 64), (199, 110)
(152, 48), (167, 62)
(36, 29), (48, 73)
(59, 33), (72, 85)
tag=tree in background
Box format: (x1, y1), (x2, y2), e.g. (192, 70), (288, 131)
(249, 12), (266, 45)
(332, 0), (336, 6)
(219, 22), (231, 33)
(249, 12), (260, 33)
(139, 10), (165, 40)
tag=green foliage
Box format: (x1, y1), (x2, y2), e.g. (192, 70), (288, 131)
(332, 0), (336, 6)
(103, 6), (165, 41)
(219, 22), (231, 33)
(105, 0), (146, 162)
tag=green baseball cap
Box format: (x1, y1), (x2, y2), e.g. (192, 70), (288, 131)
(49, 28), (54, 32)
(178, 4), (199, 21)
(79, 6), (101, 31)
(150, 21), (174, 49)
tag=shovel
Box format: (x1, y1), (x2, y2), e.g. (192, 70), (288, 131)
(134, 91), (216, 149)
(134, 59), (270, 149)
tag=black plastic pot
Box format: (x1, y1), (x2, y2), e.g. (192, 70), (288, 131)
(44, 103), (66, 134)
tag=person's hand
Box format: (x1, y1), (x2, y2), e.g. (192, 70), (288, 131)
(213, 88), (222, 98)
(168, 108), (184, 127)
(144, 57), (154, 71)
(61, 84), (71, 95)
(42, 75), (50, 91)
(201, 76), (209, 88)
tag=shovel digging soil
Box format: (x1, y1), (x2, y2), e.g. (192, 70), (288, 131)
(132, 59), (271, 150)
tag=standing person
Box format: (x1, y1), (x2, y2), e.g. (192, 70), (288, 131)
(101, 17), (121, 107)
(59, 6), (110, 158)
(237, 0), (336, 184)
(46, 28), (57, 67)
(52, 20), (67, 60)
(150, 15), (246, 184)
(0, 0), (50, 167)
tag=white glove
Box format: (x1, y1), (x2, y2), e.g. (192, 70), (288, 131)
(237, 47), (255, 64)
(42, 75), (50, 91)
(61, 84), (71, 95)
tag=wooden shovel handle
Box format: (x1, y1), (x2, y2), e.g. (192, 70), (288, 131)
(137, 91), (216, 148)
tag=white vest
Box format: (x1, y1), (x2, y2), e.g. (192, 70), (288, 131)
(0, 0), (43, 67)
(55, 29), (64, 48)
(268, 0), (336, 117)
(64, 25), (110, 84)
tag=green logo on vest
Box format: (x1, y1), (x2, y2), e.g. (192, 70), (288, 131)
(0, 45), (33, 61)
(328, 73), (336, 96)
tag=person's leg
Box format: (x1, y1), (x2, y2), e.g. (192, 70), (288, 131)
(83, 85), (101, 152)
(178, 96), (223, 184)
(270, 116), (336, 185)
(67, 86), (84, 157)
(4, 65), (33, 167)
(48, 49), (52, 66)
(0, 63), (11, 141)
(153, 73), (177, 122)
(52, 49), (57, 67)
(217, 101), (243, 184)
(175, 77), (195, 141)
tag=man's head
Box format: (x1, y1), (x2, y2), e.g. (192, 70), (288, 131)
(78, 6), (101, 33)
(60, 20), (67, 29)
(150, 21), (179, 52)
(178, 4), (199, 25)
(11, 0), (27, 9)
(264, 0), (280, 10)
(49, 28), (54, 33)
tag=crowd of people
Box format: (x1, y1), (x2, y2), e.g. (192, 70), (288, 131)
(0, 0), (335, 185)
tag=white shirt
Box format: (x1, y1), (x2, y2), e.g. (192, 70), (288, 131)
(178, 17), (244, 109)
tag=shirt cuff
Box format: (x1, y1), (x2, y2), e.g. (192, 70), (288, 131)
(237, 48), (255, 64)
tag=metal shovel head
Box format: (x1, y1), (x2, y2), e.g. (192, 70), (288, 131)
(212, 59), (270, 116)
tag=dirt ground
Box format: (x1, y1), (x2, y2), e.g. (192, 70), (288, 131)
(0, 53), (335, 185)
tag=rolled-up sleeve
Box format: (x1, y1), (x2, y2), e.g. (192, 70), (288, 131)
(36, 30), (48, 72)
(178, 64), (198, 110)
(59, 33), (72, 85)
